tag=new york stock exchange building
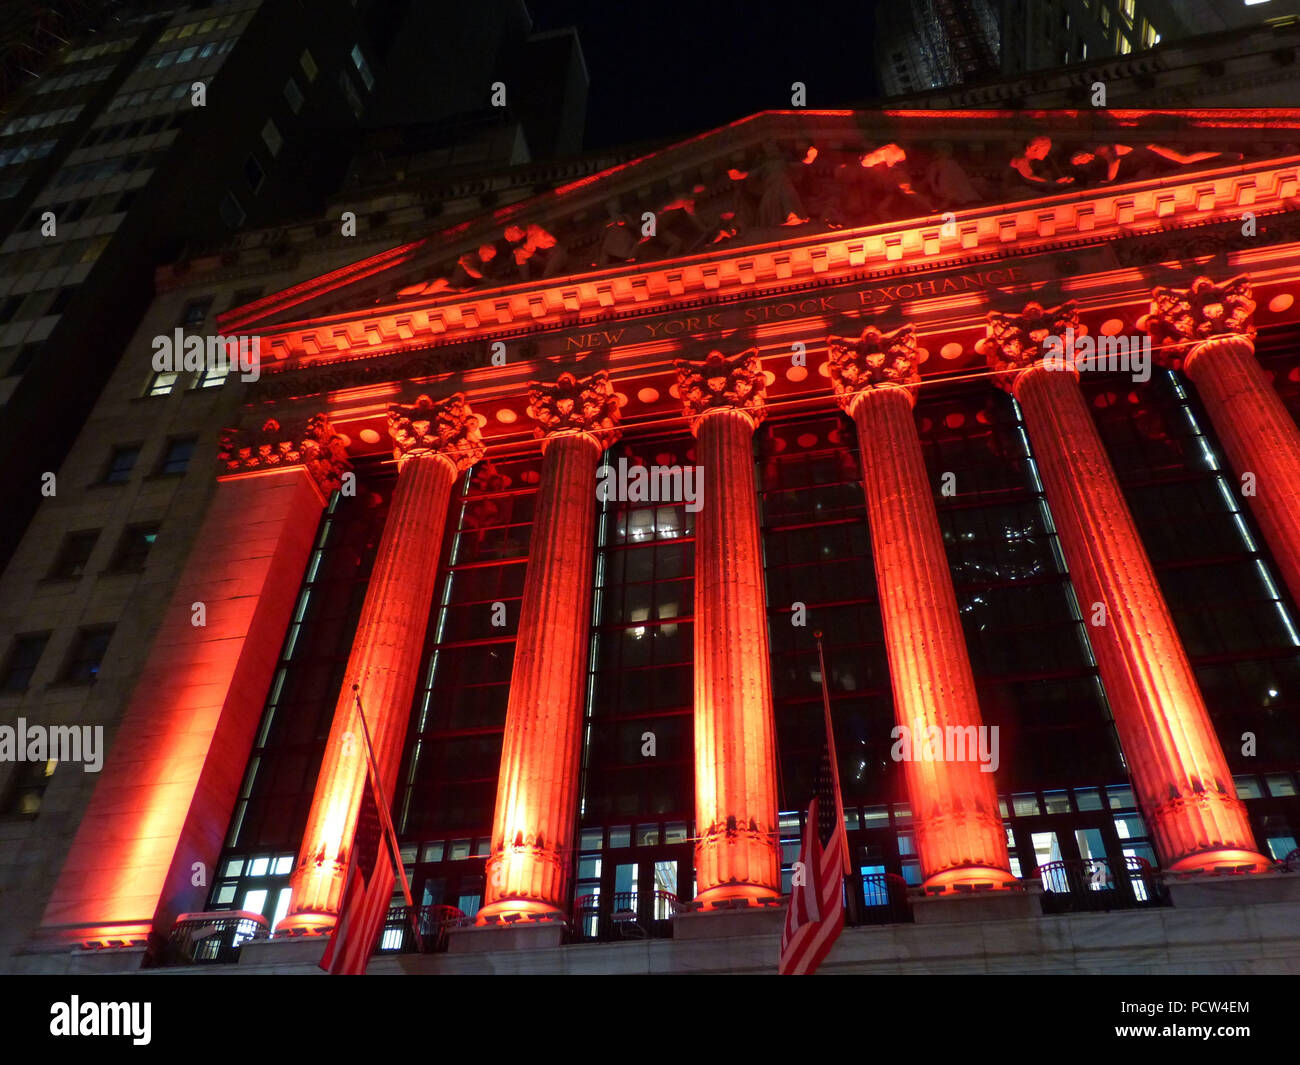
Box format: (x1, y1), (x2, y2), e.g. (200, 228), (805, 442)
(5, 105), (1300, 976)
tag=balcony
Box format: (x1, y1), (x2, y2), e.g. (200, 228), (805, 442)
(1037, 856), (1169, 914)
(374, 905), (466, 954)
(164, 911), (269, 964)
(572, 890), (682, 941)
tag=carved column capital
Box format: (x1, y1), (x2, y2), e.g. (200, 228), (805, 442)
(525, 369), (622, 448)
(827, 325), (920, 411)
(387, 392), (486, 471)
(218, 413), (353, 496)
(980, 299), (1079, 391)
(1140, 274), (1256, 370)
(674, 347), (767, 431)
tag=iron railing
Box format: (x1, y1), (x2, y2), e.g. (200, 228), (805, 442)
(374, 904), (465, 954)
(1038, 856), (1168, 913)
(166, 911), (269, 964)
(572, 890), (682, 941)
(849, 872), (915, 925)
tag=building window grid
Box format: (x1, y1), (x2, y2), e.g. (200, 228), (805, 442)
(397, 454), (541, 846)
(1083, 368), (1300, 779)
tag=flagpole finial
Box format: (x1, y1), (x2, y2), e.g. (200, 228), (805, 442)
(352, 683), (360, 692)
(813, 629), (823, 640)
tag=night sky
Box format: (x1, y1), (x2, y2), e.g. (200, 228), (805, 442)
(527, 0), (881, 150)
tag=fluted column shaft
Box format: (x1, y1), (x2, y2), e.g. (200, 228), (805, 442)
(480, 431), (602, 917)
(280, 449), (459, 929)
(692, 406), (781, 903)
(847, 387), (1014, 889)
(1182, 335), (1300, 610)
(1013, 364), (1268, 871)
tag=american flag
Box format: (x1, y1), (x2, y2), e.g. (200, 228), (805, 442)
(778, 746), (846, 975)
(319, 775), (394, 975)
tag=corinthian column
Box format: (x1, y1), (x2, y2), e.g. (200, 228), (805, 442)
(479, 371), (621, 920)
(279, 394), (485, 932)
(676, 349), (780, 905)
(1142, 274), (1300, 610)
(827, 327), (1014, 892)
(982, 301), (1270, 873)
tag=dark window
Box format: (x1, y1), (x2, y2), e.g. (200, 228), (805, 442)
(48, 529), (99, 579)
(180, 297), (212, 328)
(158, 436), (197, 475)
(4, 344), (39, 377)
(219, 191), (245, 229)
(243, 153), (264, 192)
(2, 759), (56, 817)
(2, 632), (50, 691)
(64, 198), (89, 222)
(1084, 368), (1300, 771)
(103, 445), (140, 484)
(0, 295), (23, 324)
(114, 188), (139, 213)
(228, 286), (262, 310)
(110, 522), (159, 572)
(48, 288), (75, 315)
(61, 627), (112, 683)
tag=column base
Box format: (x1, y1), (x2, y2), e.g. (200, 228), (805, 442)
(274, 913), (336, 937)
(474, 898), (563, 924)
(912, 884), (1039, 924)
(1166, 848), (1274, 875)
(1165, 867), (1300, 909)
(921, 866), (1020, 894)
(693, 883), (779, 910)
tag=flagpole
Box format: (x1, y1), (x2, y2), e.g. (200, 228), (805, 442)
(352, 685), (424, 954)
(813, 633), (852, 876)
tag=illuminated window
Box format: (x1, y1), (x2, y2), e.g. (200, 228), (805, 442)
(299, 48), (318, 82)
(350, 45), (375, 91)
(1121, 0), (1135, 22)
(146, 369), (179, 396)
(2, 759), (57, 816)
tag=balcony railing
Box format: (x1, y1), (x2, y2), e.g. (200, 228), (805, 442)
(572, 890), (682, 941)
(1038, 856), (1169, 913)
(165, 911), (269, 964)
(374, 905), (466, 954)
(849, 872), (915, 925)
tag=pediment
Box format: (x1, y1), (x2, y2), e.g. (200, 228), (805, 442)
(222, 108), (1300, 336)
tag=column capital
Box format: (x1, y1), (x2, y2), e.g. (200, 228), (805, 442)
(388, 392), (486, 471)
(1140, 274), (1256, 370)
(218, 412), (352, 497)
(525, 369), (623, 449)
(827, 325), (920, 411)
(674, 347), (767, 432)
(980, 299), (1079, 392)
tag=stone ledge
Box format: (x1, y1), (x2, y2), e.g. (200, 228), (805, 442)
(911, 888), (1040, 924)
(1165, 869), (1300, 909)
(237, 934), (327, 968)
(446, 921), (565, 953)
(671, 905), (785, 940)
